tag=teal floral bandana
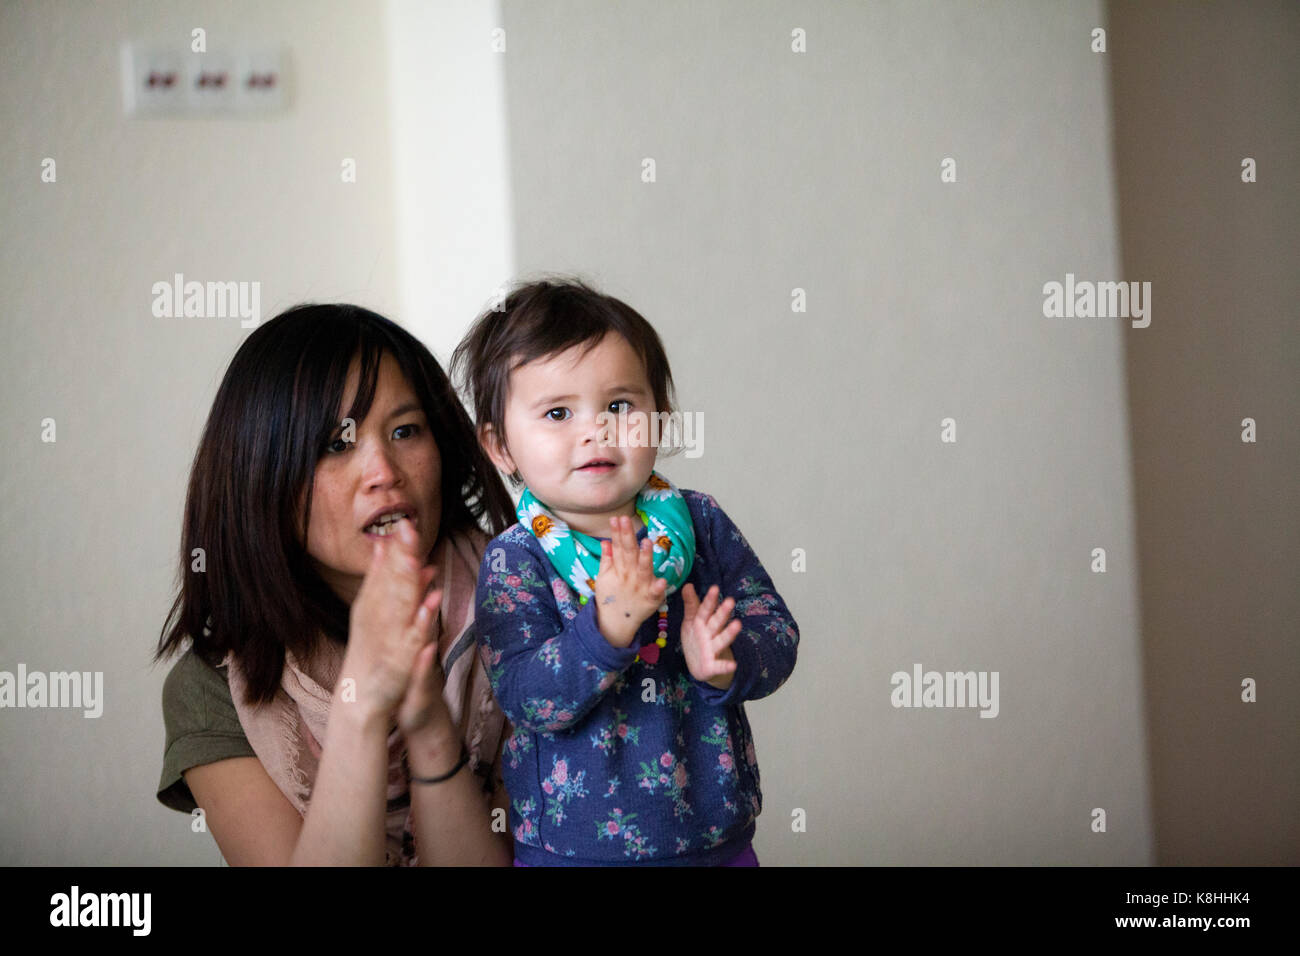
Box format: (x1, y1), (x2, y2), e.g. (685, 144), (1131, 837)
(516, 470), (696, 607)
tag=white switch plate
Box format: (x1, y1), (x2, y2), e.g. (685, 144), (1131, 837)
(121, 41), (287, 116)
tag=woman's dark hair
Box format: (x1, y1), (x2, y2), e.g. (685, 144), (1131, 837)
(449, 275), (679, 486)
(154, 303), (515, 706)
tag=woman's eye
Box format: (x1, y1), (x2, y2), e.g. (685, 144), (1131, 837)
(545, 408), (570, 422)
(324, 423), (420, 455)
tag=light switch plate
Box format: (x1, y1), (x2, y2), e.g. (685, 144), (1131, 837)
(121, 41), (287, 117)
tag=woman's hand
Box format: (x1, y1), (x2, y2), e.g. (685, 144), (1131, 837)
(342, 518), (443, 722)
(395, 640), (453, 740)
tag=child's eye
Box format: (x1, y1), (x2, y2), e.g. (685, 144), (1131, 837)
(609, 399), (632, 414)
(545, 408), (570, 422)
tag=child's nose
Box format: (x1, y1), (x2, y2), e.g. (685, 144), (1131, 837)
(584, 410), (615, 446)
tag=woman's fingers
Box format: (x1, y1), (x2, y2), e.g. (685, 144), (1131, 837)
(416, 586), (443, 624)
(372, 522), (426, 613)
(408, 585), (442, 653)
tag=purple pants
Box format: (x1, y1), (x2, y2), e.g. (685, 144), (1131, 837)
(513, 842), (759, 867)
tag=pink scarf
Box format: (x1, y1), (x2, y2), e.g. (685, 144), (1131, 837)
(224, 526), (505, 866)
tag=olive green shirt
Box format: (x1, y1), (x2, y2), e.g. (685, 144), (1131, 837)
(157, 648), (257, 813)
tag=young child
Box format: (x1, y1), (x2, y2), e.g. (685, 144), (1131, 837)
(450, 278), (799, 866)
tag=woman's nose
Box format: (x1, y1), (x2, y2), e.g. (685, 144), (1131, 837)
(360, 442), (401, 487)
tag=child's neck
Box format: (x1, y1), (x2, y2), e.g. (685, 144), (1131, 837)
(560, 503), (643, 540)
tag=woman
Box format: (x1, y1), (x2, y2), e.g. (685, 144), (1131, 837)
(154, 303), (516, 865)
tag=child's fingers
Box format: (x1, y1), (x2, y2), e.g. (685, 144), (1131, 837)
(698, 651), (738, 679)
(598, 548), (615, 590)
(615, 516), (633, 573)
(707, 655), (738, 676)
(637, 536), (654, 580)
(710, 618), (742, 650)
(705, 594), (736, 635)
(620, 516), (636, 567)
(604, 518), (622, 577)
(695, 584), (720, 622)
(681, 582), (698, 617)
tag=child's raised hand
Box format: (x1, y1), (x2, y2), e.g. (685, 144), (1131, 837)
(680, 583), (740, 691)
(593, 514), (669, 648)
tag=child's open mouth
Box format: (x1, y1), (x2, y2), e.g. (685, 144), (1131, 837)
(578, 460), (615, 473)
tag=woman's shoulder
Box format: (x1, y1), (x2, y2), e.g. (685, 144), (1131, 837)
(158, 645), (254, 814)
(161, 645), (237, 730)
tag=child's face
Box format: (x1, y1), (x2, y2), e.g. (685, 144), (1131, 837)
(485, 332), (660, 539)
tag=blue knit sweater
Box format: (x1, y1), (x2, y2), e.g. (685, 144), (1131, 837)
(474, 488), (799, 866)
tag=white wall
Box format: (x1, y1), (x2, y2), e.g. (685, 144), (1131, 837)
(1, 0), (1163, 865)
(498, 0), (1151, 864)
(0, 0), (401, 864)
(385, 0), (514, 359)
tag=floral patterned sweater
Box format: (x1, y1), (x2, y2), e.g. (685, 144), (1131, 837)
(475, 488), (799, 866)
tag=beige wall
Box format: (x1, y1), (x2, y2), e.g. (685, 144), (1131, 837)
(0, 0), (400, 864)
(1, 0), (1291, 866)
(500, 0), (1150, 864)
(1109, 0), (1299, 864)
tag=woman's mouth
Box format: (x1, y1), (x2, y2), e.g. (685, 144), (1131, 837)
(363, 512), (415, 537)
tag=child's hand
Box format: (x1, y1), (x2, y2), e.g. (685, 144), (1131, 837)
(593, 515), (669, 648)
(680, 583), (740, 691)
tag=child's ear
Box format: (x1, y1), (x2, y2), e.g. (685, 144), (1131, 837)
(478, 422), (516, 477)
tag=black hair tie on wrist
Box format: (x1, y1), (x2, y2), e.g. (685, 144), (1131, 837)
(409, 744), (469, 784)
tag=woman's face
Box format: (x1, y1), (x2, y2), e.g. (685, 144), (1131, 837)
(303, 351), (442, 604)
